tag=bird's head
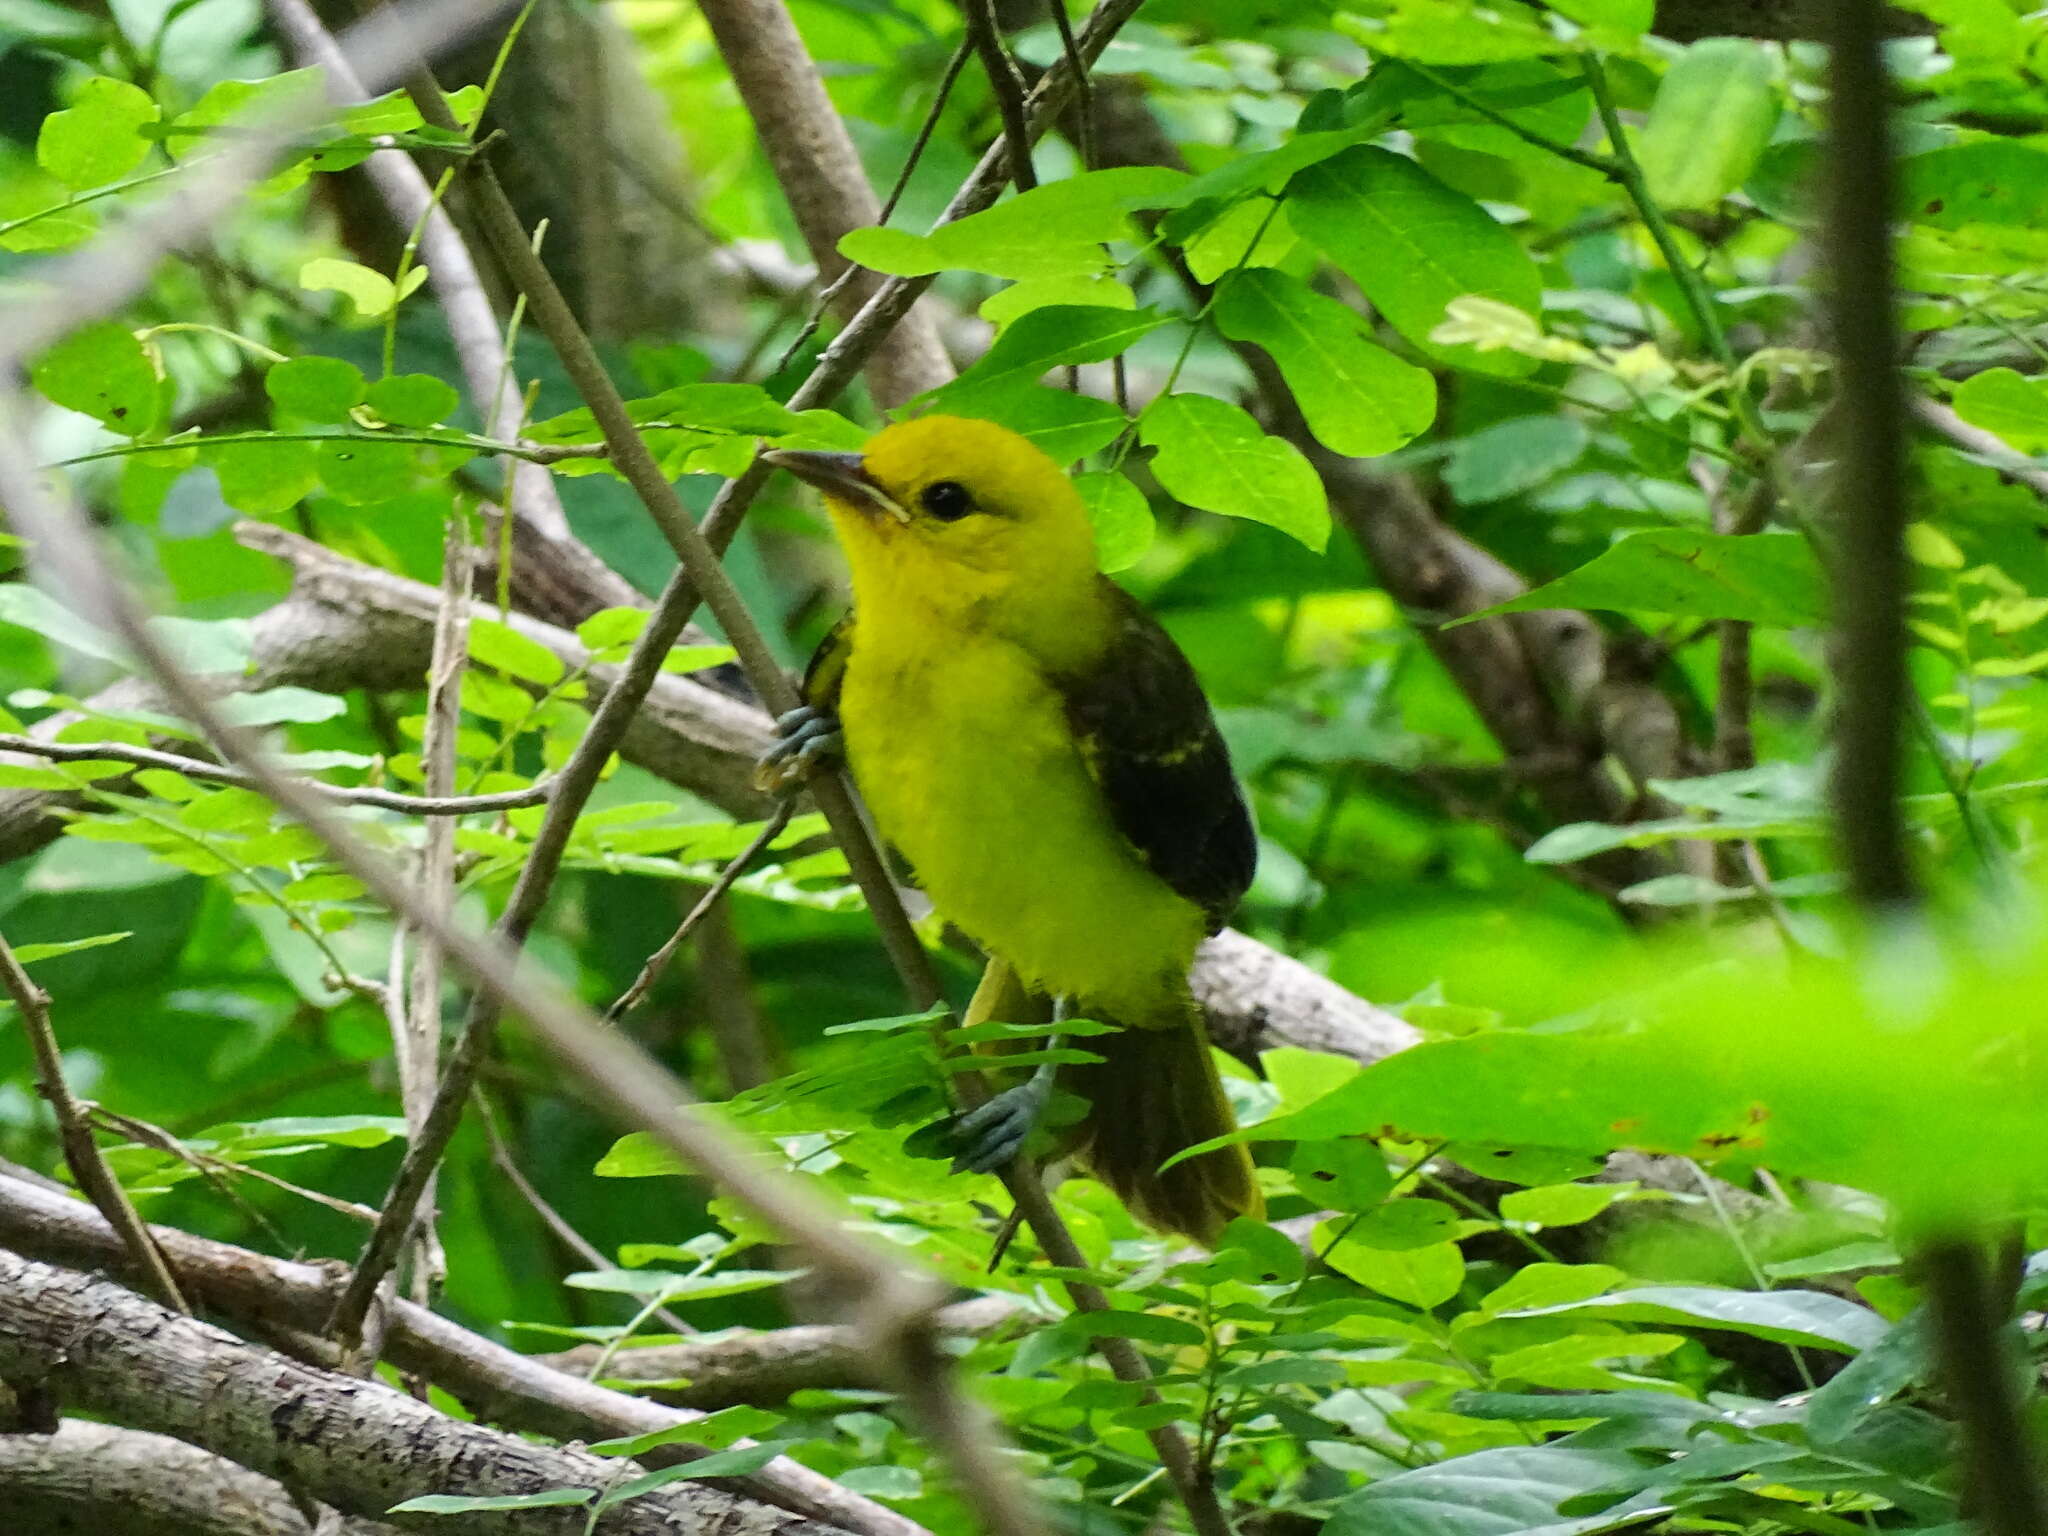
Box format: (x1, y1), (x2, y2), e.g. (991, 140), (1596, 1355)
(765, 415), (1099, 640)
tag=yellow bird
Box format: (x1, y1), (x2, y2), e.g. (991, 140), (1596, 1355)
(762, 416), (1261, 1244)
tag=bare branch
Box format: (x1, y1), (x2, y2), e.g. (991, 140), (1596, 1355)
(268, 0), (571, 540)
(693, 0), (954, 406)
(0, 930), (189, 1314)
(607, 802), (796, 1022)
(0, 1169), (929, 1536)
(535, 1297), (1026, 1410)
(0, 734), (551, 815)
(0, 1248), (851, 1536)
(962, 0), (1039, 193)
(0, 1420), (402, 1536)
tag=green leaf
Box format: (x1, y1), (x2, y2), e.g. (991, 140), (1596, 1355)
(1075, 471), (1154, 573)
(365, 373), (460, 428)
(838, 1466), (923, 1500)
(840, 167), (1188, 279)
(468, 617), (565, 686)
(938, 383), (1127, 466)
(1901, 141), (2048, 229)
(1286, 1139), (1393, 1212)
(300, 256), (428, 318)
(214, 687), (348, 726)
(10, 931), (131, 964)
(210, 439), (320, 516)
(1456, 530), (1825, 628)
(1952, 367), (2048, 453)
(596, 1443), (790, 1507)
(1327, 1446), (1656, 1536)
(1288, 146), (1541, 376)
(936, 305), (1168, 400)
(1636, 41), (1779, 209)
(32, 321), (159, 434)
(267, 356), (367, 422)
(1509, 1285), (1886, 1352)
(1061, 1309), (1206, 1347)
(576, 607), (652, 653)
(1347, 1198), (1460, 1250)
(1479, 1262), (1626, 1313)
(1212, 269), (1436, 458)
(38, 76), (160, 188)
(1498, 1181), (1628, 1227)
(565, 1267), (802, 1302)
(316, 438), (422, 505)
(1443, 416), (1590, 504)
(1139, 393), (1329, 551)
(981, 275), (1136, 329)
(590, 1404), (782, 1457)
(388, 1488), (595, 1514)
(0, 584), (126, 664)
(1323, 1235), (1465, 1308)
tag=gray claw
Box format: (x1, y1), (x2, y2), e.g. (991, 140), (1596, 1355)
(755, 705), (844, 791)
(949, 1077), (1053, 1175)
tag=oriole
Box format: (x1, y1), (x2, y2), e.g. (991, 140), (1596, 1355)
(762, 416), (1261, 1244)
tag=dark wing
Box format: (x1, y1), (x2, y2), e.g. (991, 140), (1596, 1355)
(800, 613), (855, 714)
(1055, 580), (1256, 933)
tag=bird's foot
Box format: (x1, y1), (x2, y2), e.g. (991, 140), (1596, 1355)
(948, 1071), (1054, 1175)
(754, 704), (843, 794)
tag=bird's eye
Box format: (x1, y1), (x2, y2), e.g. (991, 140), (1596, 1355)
(920, 480), (974, 521)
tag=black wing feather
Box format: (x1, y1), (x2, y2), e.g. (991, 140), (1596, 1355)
(1056, 581), (1256, 933)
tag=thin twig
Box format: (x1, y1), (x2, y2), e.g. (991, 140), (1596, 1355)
(1817, 0), (1916, 908)
(1711, 477), (1774, 773)
(269, 0), (571, 540)
(963, 0), (1038, 192)
(606, 802), (795, 1023)
(768, 37), (972, 379)
(1047, 0), (1095, 172)
(472, 1089), (699, 1337)
(0, 733), (553, 814)
(1406, 60), (1618, 176)
(0, 929), (190, 1313)
(390, 497), (477, 1311)
(1581, 54), (1771, 452)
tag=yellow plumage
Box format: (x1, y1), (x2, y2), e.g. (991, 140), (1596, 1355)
(770, 416), (1260, 1243)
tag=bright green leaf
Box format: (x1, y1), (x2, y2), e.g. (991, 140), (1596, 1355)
(1443, 416), (1590, 504)
(1952, 367), (2048, 453)
(1139, 392), (1329, 551)
(1458, 530), (1825, 628)
(1637, 40), (1779, 209)
(1213, 268), (1436, 458)
(1288, 146), (1541, 376)
(365, 373), (460, 428)
(38, 77), (160, 188)
(267, 356), (367, 422)
(32, 322), (159, 434)
(1074, 471), (1154, 572)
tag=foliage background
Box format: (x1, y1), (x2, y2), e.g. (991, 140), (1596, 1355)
(4, 0), (2048, 1530)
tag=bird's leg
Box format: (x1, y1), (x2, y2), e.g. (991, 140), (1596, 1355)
(753, 703), (843, 794)
(950, 996), (1071, 1175)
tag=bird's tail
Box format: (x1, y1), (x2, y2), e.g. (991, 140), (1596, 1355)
(1063, 994), (1263, 1247)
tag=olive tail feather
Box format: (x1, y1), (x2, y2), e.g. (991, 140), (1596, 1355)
(1063, 1001), (1260, 1247)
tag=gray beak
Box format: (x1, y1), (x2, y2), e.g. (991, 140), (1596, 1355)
(762, 449), (910, 523)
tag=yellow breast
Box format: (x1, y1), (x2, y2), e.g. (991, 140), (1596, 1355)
(838, 619), (1204, 1020)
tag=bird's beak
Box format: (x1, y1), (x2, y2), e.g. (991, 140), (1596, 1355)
(762, 449), (911, 524)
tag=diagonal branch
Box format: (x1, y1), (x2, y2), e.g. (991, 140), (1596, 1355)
(0, 1248), (854, 1536)
(0, 1168), (923, 1536)
(0, 931), (188, 1314)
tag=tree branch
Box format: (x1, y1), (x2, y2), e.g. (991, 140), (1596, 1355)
(0, 1248), (854, 1536)
(0, 929), (189, 1314)
(693, 0), (955, 407)
(0, 1169), (927, 1536)
(0, 1420), (402, 1536)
